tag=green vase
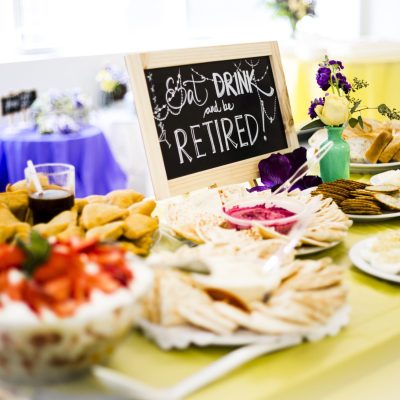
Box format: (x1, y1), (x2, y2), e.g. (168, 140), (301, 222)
(319, 126), (350, 182)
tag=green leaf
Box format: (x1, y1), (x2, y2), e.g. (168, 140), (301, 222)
(350, 100), (361, 113)
(348, 118), (358, 128)
(17, 231), (51, 277)
(358, 115), (364, 129)
(300, 119), (325, 131)
(378, 104), (389, 114)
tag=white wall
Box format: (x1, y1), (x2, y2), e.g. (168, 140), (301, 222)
(0, 53), (126, 115)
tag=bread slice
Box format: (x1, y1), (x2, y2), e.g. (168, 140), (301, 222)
(378, 134), (400, 163)
(364, 130), (393, 163)
(342, 127), (376, 163)
(393, 147), (400, 162)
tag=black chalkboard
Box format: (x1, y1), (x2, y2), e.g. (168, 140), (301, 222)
(1, 94), (21, 115)
(1, 90), (37, 116)
(145, 56), (287, 180)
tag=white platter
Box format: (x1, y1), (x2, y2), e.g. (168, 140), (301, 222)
(345, 210), (400, 222)
(296, 241), (340, 256)
(349, 238), (400, 283)
(370, 169), (400, 186)
(350, 161), (400, 174)
(138, 306), (349, 350)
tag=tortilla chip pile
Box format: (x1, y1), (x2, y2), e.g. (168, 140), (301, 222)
(142, 257), (347, 335)
(0, 179), (158, 256)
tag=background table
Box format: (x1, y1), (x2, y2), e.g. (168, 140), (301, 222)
(0, 124), (127, 198)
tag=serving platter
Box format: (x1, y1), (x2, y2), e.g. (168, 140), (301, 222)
(350, 161), (400, 174)
(296, 241), (340, 255)
(137, 306), (350, 350)
(345, 210), (400, 222)
(349, 238), (400, 283)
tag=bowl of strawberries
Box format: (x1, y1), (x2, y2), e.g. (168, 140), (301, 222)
(0, 233), (152, 383)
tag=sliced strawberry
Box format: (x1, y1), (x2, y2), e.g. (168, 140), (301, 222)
(69, 237), (98, 253)
(6, 282), (23, 301)
(102, 264), (133, 287)
(0, 245), (25, 271)
(71, 276), (90, 303)
(88, 273), (119, 293)
(21, 281), (47, 314)
(42, 277), (71, 302)
(33, 252), (72, 283)
(50, 299), (78, 317)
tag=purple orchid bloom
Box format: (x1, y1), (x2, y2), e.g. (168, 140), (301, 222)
(248, 147), (320, 193)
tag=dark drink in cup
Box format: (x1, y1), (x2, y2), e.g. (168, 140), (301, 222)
(29, 189), (74, 224)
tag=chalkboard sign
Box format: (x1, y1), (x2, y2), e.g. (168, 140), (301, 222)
(1, 90), (37, 116)
(126, 42), (297, 198)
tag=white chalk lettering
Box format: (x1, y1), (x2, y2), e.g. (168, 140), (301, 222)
(202, 120), (217, 154)
(174, 129), (193, 164)
(212, 73), (225, 98)
(212, 70), (256, 98)
(234, 115), (248, 147)
(190, 124), (206, 158)
(221, 118), (238, 150)
(245, 114), (259, 145)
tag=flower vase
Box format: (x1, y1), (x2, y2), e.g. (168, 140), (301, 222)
(319, 126), (350, 182)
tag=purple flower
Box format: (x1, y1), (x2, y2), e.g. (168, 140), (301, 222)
(290, 175), (322, 191)
(258, 154), (292, 187)
(316, 67), (331, 91)
(332, 73), (351, 94)
(329, 60), (344, 70)
(248, 147), (320, 193)
(308, 97), (325, 119)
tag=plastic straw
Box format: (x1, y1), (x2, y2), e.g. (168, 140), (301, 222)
(26, 160), (43, 194)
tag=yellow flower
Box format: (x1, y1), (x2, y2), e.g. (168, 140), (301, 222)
(315, 94), (350, 126)
(100, 80), (118, 93)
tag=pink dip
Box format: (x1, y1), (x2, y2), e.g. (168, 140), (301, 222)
(224, 204), (296, 234)
(225, 204), (295, 221)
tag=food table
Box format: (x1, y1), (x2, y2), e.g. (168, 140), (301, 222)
(19, 178), (400, 400)
(0, 124), (127, 197)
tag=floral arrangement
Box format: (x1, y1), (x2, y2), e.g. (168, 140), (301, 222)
(30, 90), (90, 134)
(248, 147), (322, 192)
(304, 56), (400, 130)
(96, 64), (128, 103)
(267, 0), (316, 36)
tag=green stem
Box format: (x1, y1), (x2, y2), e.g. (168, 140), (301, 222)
(354, 107), (378, 114)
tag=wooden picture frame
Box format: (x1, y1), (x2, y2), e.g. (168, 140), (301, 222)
(125, 41), (298, 199)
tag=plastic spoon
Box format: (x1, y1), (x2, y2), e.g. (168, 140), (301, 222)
(94, 336), (300, 400)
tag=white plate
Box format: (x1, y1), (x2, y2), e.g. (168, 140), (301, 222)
(370, 169), (400, 186)
(350, 161), (400, 174)
(345, 210), (400, 222)
(138, 306), (349, 350)
(349, 238), (400, 283)
(296, 241), (340, 256)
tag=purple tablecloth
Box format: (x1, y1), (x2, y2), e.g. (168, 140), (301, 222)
(0, 125), (127, 198)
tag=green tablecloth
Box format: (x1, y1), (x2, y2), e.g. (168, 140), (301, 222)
(25, 177), (400, 399)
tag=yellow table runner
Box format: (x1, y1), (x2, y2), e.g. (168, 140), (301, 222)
(49, 179), (400, 399)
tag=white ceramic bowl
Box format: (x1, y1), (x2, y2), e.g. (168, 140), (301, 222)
(0, 256), (152, 384)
